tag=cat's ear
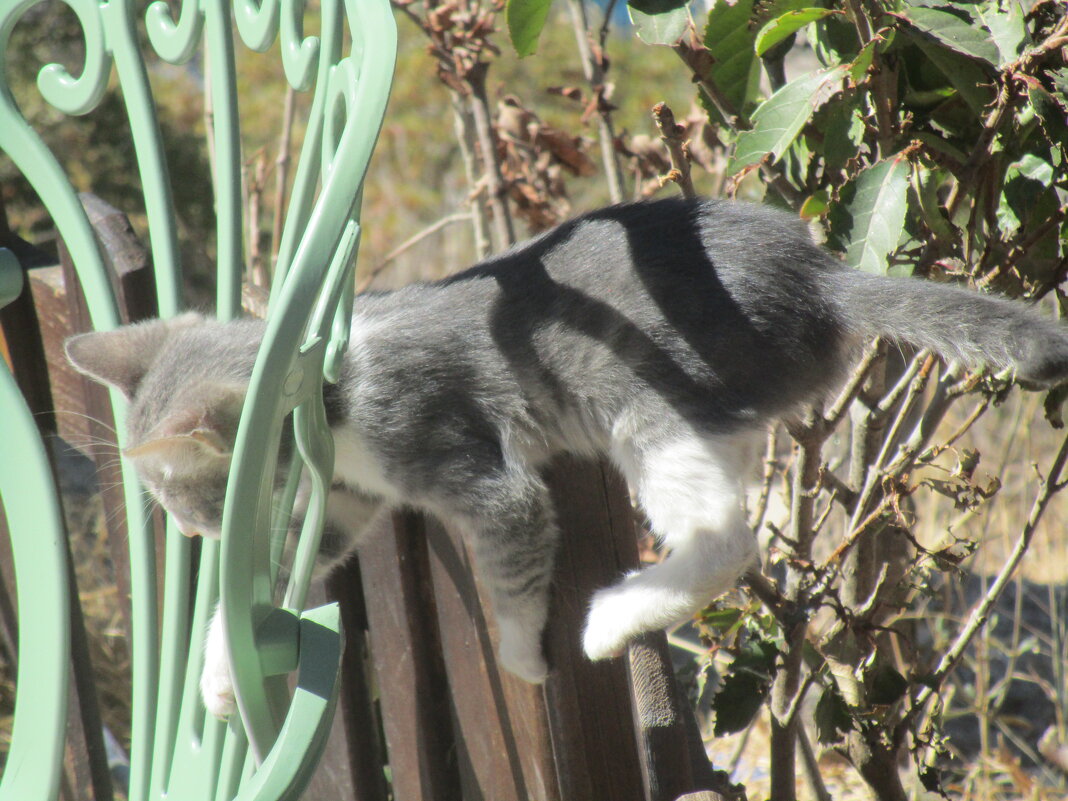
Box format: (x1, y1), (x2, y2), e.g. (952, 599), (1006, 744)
(65, 312), (204, 399)
(124, 382), (246, 460)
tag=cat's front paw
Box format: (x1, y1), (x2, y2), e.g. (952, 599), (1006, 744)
(582, 584), (639, 661)
(497, 616), (549, 683)
(201, 609), (236, 718)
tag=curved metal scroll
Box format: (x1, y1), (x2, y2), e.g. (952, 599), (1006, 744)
(0, 0), (396, 797)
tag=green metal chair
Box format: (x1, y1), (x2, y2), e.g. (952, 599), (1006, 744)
(0, 0), (396, 798)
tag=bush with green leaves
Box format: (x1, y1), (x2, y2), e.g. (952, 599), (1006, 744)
(504, 0), (1068, 798)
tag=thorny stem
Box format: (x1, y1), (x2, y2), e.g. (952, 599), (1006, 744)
(565, 0), (625, 203)
(797, 720), (834, 801)
(945, 12), (1068, 218)
(451, 97), (492, 259)
(748, 427), (779, 536)
(653, 102), (696, 198)
(467, 64), (516, 251)
(271, 84), (297, 270)
(769, 418), (827, 801)
(358, 212), (473, 290)
(825, 338), (885, 428)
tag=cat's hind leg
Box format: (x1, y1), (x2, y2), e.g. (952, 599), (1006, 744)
(446, 472), (560, 684)
(583, 430), (759, 661)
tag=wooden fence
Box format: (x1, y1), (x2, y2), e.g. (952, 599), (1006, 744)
(0, 194), (739, 801)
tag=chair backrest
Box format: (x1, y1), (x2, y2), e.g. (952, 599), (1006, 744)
(0, 0), (396, 797)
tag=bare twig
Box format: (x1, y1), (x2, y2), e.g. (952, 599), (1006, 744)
(825, 338), (885, 427)
(902, 432), (1068, 736)
(652, 102), (696, 198)
(798, 720), (834, 801)
(271, 83), (297, 269)
(875, 350), (933, 418)
(769, 418), (828, 801)
(748, 427), (780, 535)
(452, 98), (493, 259)
(467, 65), (516, 251)
(358, 212), (473, 291)
(565, 0), (625, 202)
(245, 150), (270, 289)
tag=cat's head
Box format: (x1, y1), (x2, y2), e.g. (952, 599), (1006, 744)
(65, 312), (264, 538)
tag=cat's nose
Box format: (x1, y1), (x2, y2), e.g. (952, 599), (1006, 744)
(170, 514), (200, 538)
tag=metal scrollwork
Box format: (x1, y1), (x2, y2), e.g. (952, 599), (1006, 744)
(34, 0), (110, 114)
(0, 0), (397, 793)
(280, 0), (320, 91)
(145, 0), (205, 65)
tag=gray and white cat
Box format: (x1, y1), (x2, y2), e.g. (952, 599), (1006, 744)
(66, 197), (1068, 716)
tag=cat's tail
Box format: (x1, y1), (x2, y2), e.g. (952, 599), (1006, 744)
(824, 268), (1068, 387)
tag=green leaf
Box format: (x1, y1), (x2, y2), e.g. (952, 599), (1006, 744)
(815, 684), (853, 744)
(830, 156), (911, 274)
(997, 154), (1056, 236)
(728, 65), (848, 174)
(1028, 83), (1068, 152)
(848, 38), (878, 83)
(910, 164), (954, 243)
(703, 0), (760, 119)
(869, 663), (909, 705)
(800, 190), (830, 219)
(712, 670), (767, 735)
(700, 606), (744, 633)
(900, 6), (1000, 66)
(909, 37), (995, 114)
(811, 12), (864, 65)
(629, 0), (691, 46)
(755, 8), (836, 56)
(811, 96), (865, 175)
(506, 0), (554, 57)
(711, 638), (778, 736)
(974, 0), (1028, 67)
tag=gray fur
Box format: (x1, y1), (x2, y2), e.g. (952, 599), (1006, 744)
(65, 197), (1068, 684)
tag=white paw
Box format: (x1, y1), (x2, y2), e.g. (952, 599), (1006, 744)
(201, 608), (236, 718)
(497, 615), (549, 683)
(582, 584), (638, 661)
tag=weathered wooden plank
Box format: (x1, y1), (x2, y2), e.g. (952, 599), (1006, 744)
(77, 193), (157, 325)
(0, 219), (58, 430)
(359, 511), (461, 801)
(62, 534), (115, 801)
(45, 199), (158, 800)
(28, 266), (91, 453)
(320, 558), (391, 801)
(628, 634), (702, 801)
(539, 457), (647, 801)
(425, 517), (559, 801)
(56, 215), (147, 646)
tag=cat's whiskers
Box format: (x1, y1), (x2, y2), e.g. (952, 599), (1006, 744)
(47, 409), (120, 436)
